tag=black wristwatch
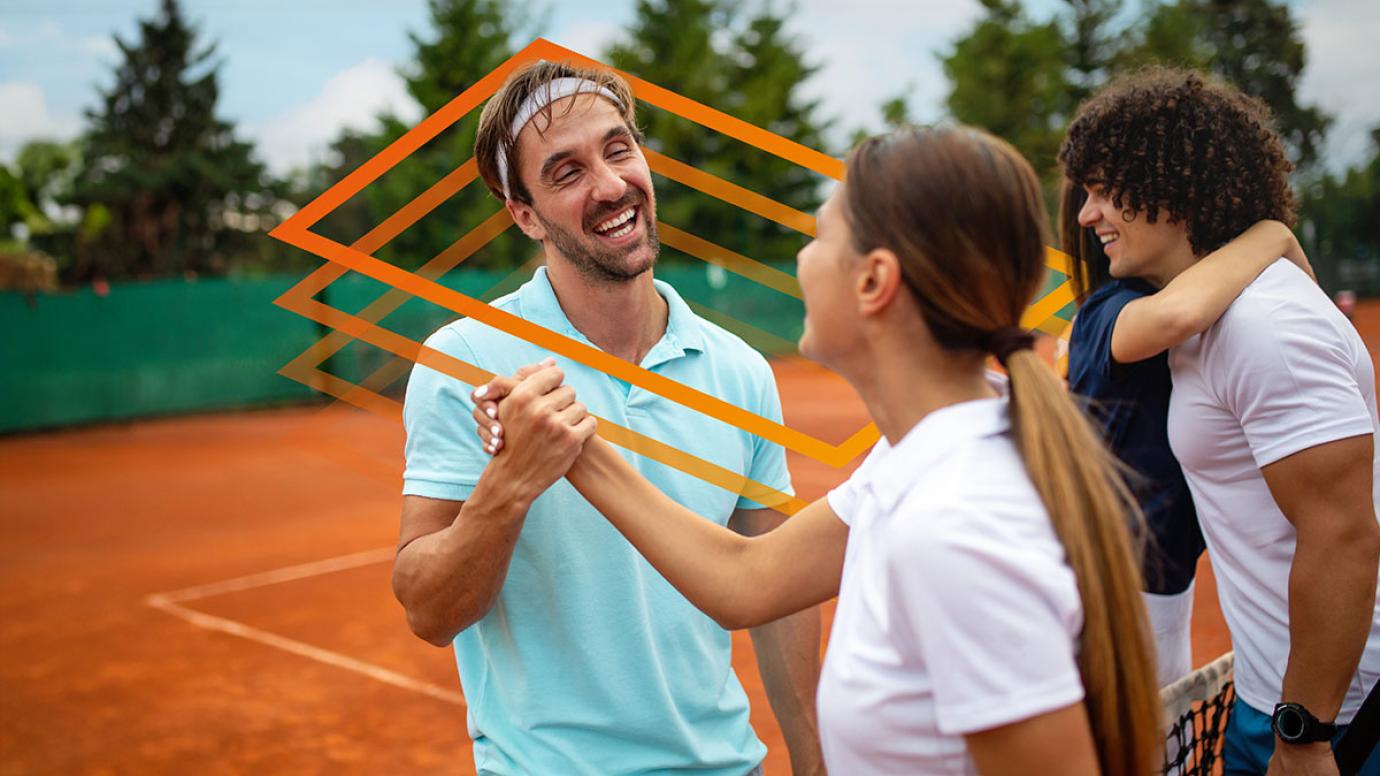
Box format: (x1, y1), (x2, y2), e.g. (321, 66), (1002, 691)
(1272, 702), (1337, 744)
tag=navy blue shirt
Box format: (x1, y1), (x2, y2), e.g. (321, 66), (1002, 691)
(1068, 279), (1205, 595)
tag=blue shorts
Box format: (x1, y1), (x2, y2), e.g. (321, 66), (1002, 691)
(1224, 697), (1379, 775)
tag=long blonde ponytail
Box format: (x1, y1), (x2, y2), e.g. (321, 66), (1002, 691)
(1005, 347), (1161, 775)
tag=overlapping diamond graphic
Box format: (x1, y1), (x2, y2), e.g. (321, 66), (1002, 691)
(268, 38), (1076, 514)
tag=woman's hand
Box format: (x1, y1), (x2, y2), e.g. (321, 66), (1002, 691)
(1277, 222), (1317, 283)
(468, 360), (595, 497)
(470, 359), (555, 455)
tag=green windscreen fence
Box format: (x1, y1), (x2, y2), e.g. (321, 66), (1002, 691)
(2, 263), (1074, 434)
(2, 277), (324, 433)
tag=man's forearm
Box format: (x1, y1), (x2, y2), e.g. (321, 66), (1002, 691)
(1281, 531), (1380, 718)
(394, 473), (532, 646)
(749, 607), (826, 775)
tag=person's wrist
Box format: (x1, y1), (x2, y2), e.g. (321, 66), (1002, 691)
(476, 458), (541, 515)
(1273, 700), (1338, 745)
(1274, 737), (1334, 765)
(565, 443), (596, 483)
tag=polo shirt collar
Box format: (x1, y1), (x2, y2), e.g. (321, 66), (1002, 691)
(866, 397), (1011, 511)
(517, 266), (705, 366)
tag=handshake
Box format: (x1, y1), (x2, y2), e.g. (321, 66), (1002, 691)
(469, 358), (599, 498)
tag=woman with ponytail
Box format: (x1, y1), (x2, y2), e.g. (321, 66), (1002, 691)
(472, 125), (1161, 774)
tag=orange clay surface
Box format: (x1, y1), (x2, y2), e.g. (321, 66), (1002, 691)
(5, 301), (1380, 774)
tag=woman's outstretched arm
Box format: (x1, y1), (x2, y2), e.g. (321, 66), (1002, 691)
(473, 370), (848, 630)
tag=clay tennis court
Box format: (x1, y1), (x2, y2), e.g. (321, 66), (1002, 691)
(5, 303), (1379, 774)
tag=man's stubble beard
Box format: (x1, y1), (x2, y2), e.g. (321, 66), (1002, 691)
(534, 198), (661, 285)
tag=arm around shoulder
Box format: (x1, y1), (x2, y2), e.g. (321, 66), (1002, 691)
(1109, 220), (1303, 364)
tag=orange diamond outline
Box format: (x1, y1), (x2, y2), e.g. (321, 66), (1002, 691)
(269, 38), (1075, 488)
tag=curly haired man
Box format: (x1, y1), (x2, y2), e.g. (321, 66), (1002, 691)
(1061, 68), (1380, 776)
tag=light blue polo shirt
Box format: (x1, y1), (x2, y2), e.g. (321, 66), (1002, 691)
(402, 267), (793, 776)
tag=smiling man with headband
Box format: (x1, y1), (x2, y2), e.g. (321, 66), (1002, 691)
(391, 60), (824, 776)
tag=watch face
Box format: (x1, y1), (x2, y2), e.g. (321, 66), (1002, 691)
(1275, 706), (1306, 741)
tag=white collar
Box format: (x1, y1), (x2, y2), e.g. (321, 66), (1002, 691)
(865, 396), (1012, 512)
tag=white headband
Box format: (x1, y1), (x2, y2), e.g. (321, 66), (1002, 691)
(495, 77), (625, 200)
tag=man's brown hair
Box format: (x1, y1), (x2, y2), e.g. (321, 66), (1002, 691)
(474, 60), (642, 205)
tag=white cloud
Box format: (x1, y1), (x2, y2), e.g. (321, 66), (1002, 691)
(82, 34), (119, 62)
(0, 28), (14, 47)
(551, 20), (619, 59)
(795, 0), (986, 151)
(246, 57), (423, 174)
(0, 82), (81, 162)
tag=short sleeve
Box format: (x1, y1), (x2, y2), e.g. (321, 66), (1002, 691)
(896, 502), (1085, 734)
(825, 442), (888, 526)
(402, 326), (488, 501)
(825, 476), (861, 527)
(1068, 284), (1154, 391)
(1217, 299), (1374, 468)
(736, 358), (796, 510)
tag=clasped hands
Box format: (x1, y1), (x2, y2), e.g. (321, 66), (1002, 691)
(469, 359), (597, 496)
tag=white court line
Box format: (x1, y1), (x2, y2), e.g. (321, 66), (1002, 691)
(145, 547), (464, 706)
(153, 546), (398, 604)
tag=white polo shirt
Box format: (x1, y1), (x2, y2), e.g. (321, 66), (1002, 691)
(1167, 259), (1380, 720)
(818, 397), (1086, 774)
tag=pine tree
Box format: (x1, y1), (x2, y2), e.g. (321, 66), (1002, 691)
(1301, 126), (1380, 272)
(307, 0), (531, 270)
(1063, 0), (1122, 104)
(941, 0), (1073, 182)
(72, 0), (268, 281)
(606, 0), (830, 267)
(1120, 0), (1332, 169)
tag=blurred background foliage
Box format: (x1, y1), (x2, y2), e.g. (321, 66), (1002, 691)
(1, 0), (1377, 294)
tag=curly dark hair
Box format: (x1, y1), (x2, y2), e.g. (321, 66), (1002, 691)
(1059, 67), (1297, 263)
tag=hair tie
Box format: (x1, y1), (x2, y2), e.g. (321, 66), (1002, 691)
(986, 327), (1035, 366)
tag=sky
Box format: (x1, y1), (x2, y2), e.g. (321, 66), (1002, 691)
(1, 0), (1377, 176)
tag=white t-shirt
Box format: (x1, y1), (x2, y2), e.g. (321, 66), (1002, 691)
(1167, 259), (1380, 720)
(818, 397), (1085, 775)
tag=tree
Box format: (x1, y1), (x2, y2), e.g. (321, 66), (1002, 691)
(0, 165), (37, 243)
(14, 140), (80, 226)
(606, 0), (830, 266)
(70, 0), (270, 281)
(1063, 0), (1123, 104)
(940, 0), (1334, 183)
(1, 140), (84, 271)
(1300, 125), (1380, 291)
(1120, 0), (1332, 169)
(941, 0), (1074, 182)
(880, 93), (912, 131)
(846, 88), (913, 150)
(305, 0), (533, 271)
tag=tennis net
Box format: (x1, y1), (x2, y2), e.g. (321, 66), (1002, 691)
(1162, 651), (1235, 776)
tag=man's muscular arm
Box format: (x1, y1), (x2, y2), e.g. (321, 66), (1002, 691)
(391, 483), (531, 647)
(1262, 434), (1380, 776)
(392, 366), (595, 646)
